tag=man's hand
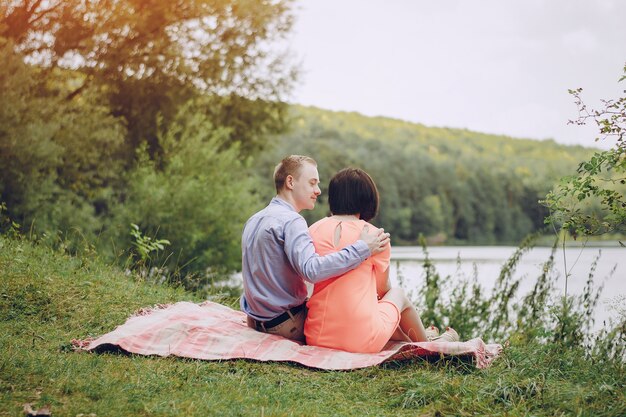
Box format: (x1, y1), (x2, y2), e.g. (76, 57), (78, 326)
(360, 225), (391, 255)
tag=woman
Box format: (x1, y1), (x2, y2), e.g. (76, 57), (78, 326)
(304, 168), (458, 353)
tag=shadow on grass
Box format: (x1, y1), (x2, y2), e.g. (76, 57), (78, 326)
(67, 342), (480, 375)
(382, 354), (479, 374)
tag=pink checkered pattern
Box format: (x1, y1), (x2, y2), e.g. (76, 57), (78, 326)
(73, 301), (503, 370)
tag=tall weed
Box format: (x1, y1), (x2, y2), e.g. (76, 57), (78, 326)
(410, 233), (624, 364)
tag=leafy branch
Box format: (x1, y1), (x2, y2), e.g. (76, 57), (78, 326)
(129, 223), (170, 267)
(542, 64), (626, 241)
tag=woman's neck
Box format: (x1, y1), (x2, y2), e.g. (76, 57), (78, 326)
(331, 214), (360, 221)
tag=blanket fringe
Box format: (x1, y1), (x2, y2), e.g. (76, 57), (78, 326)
(131, 303), (171, 317)
(71, 337), (94, 351)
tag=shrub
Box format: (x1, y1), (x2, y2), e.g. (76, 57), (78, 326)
(105, 104), (262, 284)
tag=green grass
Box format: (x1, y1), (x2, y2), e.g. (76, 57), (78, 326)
(1, 235), (624, 416)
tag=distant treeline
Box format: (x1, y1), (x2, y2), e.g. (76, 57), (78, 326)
(253, 106), (597, 245)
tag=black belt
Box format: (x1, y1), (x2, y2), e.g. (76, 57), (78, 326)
(254, 303), (305, 330)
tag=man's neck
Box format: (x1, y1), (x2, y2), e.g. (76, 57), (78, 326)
(275, 194), (301, 213)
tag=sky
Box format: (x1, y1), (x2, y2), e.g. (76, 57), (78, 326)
(287, 0), (626, 149)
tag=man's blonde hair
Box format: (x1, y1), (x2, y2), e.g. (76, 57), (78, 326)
(274, 155), (317, 193)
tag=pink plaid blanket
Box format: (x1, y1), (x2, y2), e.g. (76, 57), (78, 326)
(73, 301), (502, 370)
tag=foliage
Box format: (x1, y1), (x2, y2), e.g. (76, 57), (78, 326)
(104, 105), (262, 280)
(1, 235), (625, 417)
(0, 38), (126, 246)
(0, 202), (20, 238)
(543, 65), (626, 239)
(256, 106), (597, 245)
(1, 1), (296, 278)
(410, 232), (624, 364)
(0, 41), (262, 278)
(0, 0), (297, 157)
(129, 223), (171, 267)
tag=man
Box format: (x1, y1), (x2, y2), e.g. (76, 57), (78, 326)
(241, 155), (390, 342)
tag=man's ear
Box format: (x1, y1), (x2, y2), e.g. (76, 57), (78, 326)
(285, 174), (294, 190)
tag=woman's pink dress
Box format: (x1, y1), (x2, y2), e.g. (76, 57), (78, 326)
(304, 217), (400, 353)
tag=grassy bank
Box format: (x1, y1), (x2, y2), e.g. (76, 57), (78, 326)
(1, 235), (624, 416)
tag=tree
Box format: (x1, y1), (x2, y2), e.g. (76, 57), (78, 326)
(0, 38), (126, 240)
(543, 65), (626, 240)
(106, 104), (261, 276)
(1, 0), (297, 157)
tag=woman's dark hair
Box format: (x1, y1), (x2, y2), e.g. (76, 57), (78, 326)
(328, 168), (379, 222)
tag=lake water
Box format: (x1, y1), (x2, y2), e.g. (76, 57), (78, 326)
(225, 244), (625, 330)
(389, 245), (625, 329)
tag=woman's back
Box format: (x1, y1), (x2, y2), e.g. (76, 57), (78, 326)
(305, 217), (396, 353)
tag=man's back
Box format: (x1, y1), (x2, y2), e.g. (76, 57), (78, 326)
(240, 197), (309, 321)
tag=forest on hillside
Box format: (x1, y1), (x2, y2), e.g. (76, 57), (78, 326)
(253, 106), (598, 245)
(1, 1), (622, 285)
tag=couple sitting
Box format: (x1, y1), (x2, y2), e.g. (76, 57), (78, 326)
(241, 155), (458, 353)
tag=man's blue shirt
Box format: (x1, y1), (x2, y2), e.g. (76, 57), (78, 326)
(240, 197), (370, 321)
